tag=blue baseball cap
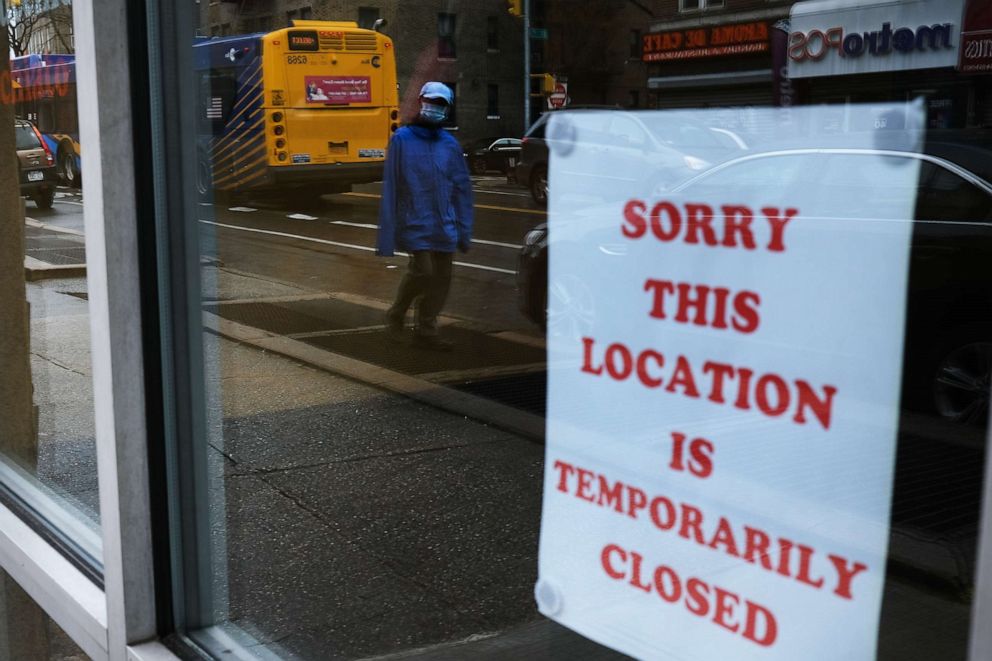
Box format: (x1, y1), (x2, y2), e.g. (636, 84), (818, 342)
(419, 81), (453, 105)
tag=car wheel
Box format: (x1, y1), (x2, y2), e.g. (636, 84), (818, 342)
(932, 335), (992, 426)
(471, 157), (487, 175)
(32, 188), (55, 210)
(58, 147), (80, 188)
(530, 165), (548, 207)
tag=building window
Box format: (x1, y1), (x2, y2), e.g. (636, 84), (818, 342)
(680, 0), (724, 11)
(628, 89), (640, 108)
(443, 81), (458, 126)
(629, 29), (641, 58)
(286, 7), (311, 24)
(438, 13), (456, 59)
(358, 6), (381, 30)
(487, 83), (499, 118)
(487, 16), (499, 51)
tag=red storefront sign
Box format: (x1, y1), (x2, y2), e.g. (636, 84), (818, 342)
(642, 21), (770, 62)
(958, 0), (992, 73)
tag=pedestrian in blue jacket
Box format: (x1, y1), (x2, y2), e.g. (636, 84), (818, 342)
(377, 82), (474, 350)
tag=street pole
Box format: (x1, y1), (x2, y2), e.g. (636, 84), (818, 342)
(523, 0), (531, 134)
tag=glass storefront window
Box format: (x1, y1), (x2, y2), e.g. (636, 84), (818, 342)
(139, 0), (992, 658)
(1, 6), (101, 569)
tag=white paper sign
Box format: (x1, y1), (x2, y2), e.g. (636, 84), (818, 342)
(538, 104), (924, 660)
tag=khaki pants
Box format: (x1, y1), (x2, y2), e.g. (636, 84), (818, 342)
(387, 251), (453, 336)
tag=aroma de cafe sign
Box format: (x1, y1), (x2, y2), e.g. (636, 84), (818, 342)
(788, 0), (962, 78)
(642, 21), (769, 62)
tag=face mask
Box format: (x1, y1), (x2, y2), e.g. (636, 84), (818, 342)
(419, 101), (448, 124)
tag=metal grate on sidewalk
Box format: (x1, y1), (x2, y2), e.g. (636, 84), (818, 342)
(206, 297), (547, 415)
(25, 227), (87, 266)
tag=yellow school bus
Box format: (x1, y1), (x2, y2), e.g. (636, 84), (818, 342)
(194, 20), (400, 200)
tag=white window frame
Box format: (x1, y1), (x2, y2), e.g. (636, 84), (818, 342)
(0, 0), (171, 658)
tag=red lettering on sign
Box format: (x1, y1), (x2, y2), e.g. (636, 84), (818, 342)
(643, 279), (761, 334)
(622, 199), (798, 253)
(600, 543), (779, 647)
(580, 337), (837, 430)
(555, 463), (870, 601)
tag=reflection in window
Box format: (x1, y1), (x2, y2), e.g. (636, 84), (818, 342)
(1, 47), (100, 561)
(488, 83), (499, 118)
(487, 15), (499, 51)
(438, 12), (456, 59)
(358, 6), (380, 30)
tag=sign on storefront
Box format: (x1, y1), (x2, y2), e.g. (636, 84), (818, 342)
(788, 0), (963, 78)
(642, 21), (770, 62)
(537, 103), (924, 660)
(958, 0), (992, 73)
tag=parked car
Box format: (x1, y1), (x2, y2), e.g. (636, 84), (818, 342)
(15, 119), (58, 209)
(518, 147), (992, 425)
(515, 108), (748, 206)
(462, 137), (522, 175)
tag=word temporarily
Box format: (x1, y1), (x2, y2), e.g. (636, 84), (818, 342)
(581, 337), (837, 430)
(601, 544), (777, 647)
(622, 200), (797, 252)
(553, 459), (868, 601)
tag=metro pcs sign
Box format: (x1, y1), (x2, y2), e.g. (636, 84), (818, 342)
(787, 0), (963, 78)
(789, 22), (953, 62)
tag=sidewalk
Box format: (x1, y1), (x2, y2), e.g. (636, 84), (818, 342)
(24, 218), (86, 281)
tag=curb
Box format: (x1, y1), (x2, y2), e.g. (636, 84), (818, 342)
(24, 218), (87, 281)
(202, 310), (546, 443)
(24, 257), (87, 282)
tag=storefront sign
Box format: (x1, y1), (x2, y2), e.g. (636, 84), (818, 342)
(789, 0), (963, 78)
(304, 76), (371, 104)
(642, 22), (769, 62)
(538, 104), (923, 660)
(958, 0), (992, 73)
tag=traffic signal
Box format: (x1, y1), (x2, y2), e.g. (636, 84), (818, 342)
(508, 0), (522, 17)
(529, 73), (555, 95)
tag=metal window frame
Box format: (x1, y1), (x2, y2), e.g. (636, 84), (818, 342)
(0, 0), (172, 658)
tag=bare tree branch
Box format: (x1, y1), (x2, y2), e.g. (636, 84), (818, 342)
(6, 0), (73, 56)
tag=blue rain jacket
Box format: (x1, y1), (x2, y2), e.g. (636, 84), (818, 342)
(376, 124), (474, 256)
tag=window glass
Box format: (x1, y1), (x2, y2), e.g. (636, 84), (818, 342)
(438, 13), (456, 59)
(163, 2), (992, 660)
(1, 17), (101, 564)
